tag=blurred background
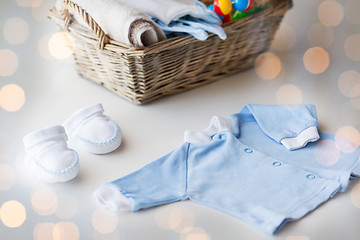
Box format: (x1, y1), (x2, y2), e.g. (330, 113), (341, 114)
(0, 0), (360, 239)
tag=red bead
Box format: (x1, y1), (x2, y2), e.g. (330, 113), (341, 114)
(213, 0), (232, 16)
(243, 0), (254, 12)
(222, 14), (232, 24)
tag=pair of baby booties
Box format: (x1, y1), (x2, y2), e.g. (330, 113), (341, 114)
(23, 103), (122, 183)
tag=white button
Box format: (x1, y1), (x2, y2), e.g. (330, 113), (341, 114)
(273, 161), (282, 167)
(307, 174), (316, 180)
(245, 148), (253, 153)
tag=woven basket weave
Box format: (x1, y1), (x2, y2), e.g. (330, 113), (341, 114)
(49, 0), (292, 104)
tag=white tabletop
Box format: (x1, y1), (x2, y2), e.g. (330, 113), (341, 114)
(1, 0), (360, 239)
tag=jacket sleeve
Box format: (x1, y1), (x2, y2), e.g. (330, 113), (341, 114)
(240, 104), (320, 150)
(93, 143), (190, 211)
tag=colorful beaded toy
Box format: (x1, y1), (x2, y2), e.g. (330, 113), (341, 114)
(208, 0), (255, 24)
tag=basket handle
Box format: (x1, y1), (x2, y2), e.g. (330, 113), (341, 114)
(61, 0), (109, 50)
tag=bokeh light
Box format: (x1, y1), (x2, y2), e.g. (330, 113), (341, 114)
(168, 208), (182, 231)
(93, 228), (121, 240)
(318, 0), (344, 27)
(272, 23), (296, 51)
(3, 18), (30, 45)
(344, 34), (360, 62)
(286, 237), (310, 240)
(16, 0), (42, 8)
(31, 188), (58, 216)
(338, 70), (360, 98)
(53, 222), (80, 240)
(0, 84), (26, 112)
(315, 140), (340, 166)
(38, 34), (53, 60)
(32, 0), (55, 21)
(155, 207), (172, 230)
(307, 23), (334, 48)
(303, 47), (329, 74)
(276, 84), (303, 104)
(34, 222), (55, 240)
(335, 126), (360, 153)
(0, 49), (19, 77)
(168, 207), (195, 233)
(351, 182), (360, 209)
(0, 164), (16, 191)
(340, 101), (360, 126)
(0, 200), (26, 228)
(34, 222), (80, 240)
(350, 97), (360, 111)
(54, 193), (79, 220)
(254, 52), (282, 80)
(345, 0), (360, 24)
(180, 227), (211, 240)
(92, 208), (118, 234)
(155, 206), (196, 233)
(48, 32), (74, 59)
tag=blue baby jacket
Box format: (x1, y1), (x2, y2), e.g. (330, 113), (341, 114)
(94, 104), (360, 235)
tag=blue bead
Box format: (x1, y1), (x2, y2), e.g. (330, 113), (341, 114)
(208, 4), (214, 11)
(232, 0), (249, 11)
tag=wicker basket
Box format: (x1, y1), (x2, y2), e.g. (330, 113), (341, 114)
(49, 0), (292, 104)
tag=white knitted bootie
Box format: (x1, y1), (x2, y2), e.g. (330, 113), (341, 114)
(23, 125), (79, 183)
(63, 103), (122, 154)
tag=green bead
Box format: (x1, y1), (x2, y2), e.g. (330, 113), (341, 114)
(232, 11), (247, 20)
(232, 6), (267, 20)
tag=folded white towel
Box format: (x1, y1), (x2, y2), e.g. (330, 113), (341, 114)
(115, 0), (220, 25)
(115, 0), (226, 40)
(56, 0), (166, 47)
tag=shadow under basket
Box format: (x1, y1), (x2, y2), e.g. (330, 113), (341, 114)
(49, 0), (293, 104)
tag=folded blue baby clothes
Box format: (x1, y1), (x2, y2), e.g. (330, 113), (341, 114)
(93, 104), (360, 235)
(115, 0), (226, 40)
(155, 16), (226, 41)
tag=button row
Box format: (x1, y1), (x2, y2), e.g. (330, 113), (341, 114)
(271, 161), (316, 180)
(243, 147), (317, 180)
